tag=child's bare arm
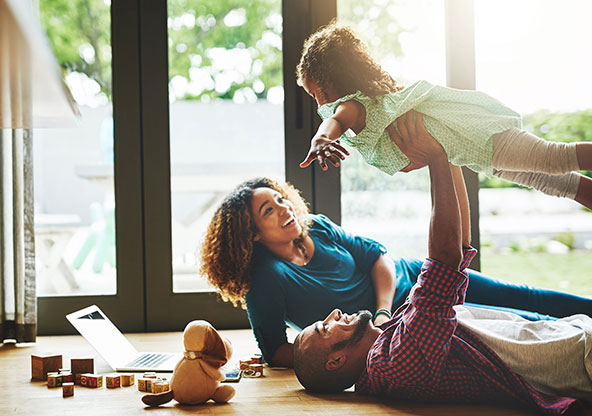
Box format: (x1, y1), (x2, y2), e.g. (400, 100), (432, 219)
(300, 100), (364, 170)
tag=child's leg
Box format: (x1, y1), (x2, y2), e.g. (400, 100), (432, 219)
(576, 142), (592, 170)
(574, 172), (592, 210)
(492, 128), (580, 174)
(492, 169), (582, 198)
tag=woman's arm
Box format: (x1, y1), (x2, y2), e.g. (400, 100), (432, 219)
(371, 254), (397, 326)
(449, 164), (471, 248)
(270, 343), (293, 368)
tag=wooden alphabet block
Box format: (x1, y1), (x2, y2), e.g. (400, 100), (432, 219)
(47, 373), (63, 388)
(86, 374), (102, 388)
(60, 372), (74, 383)
(120, 374), (134, 387)
(70, 357), (94, 375)
(62, 382), (74, 397)
(152, 380), (169, 393)
(137, 377), (152, 392)
(80, 373), (103, 388)
(31, 354), (63, 381)
(106, 375), (121, 388)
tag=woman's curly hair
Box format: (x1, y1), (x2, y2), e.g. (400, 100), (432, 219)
(200, 177), (310, 308)
(296, 21), (403, 99)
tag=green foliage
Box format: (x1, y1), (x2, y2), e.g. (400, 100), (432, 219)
(524, 109), (592, 143)
(167, 0), (282, 101)
(554, 232), (575, 251)
(39, 0), (111, 96)
(39, 0), (282, 102)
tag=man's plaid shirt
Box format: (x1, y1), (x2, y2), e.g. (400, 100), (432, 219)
(356, 247), (580, 414)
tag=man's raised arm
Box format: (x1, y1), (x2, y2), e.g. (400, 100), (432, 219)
(427, 156), (462, 269)
(392, 111), (462, 268)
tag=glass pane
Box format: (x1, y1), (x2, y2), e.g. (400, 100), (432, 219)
(35, 0), (116, 296)
(475, 0), (592, 295)
(338, 0), (446, 258)
(168, 1), (285, 292)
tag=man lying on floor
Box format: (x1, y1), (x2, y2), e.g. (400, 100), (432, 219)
(293, 114), (591, 414)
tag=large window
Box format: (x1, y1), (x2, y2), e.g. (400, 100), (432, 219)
(475, 0), (592, 295)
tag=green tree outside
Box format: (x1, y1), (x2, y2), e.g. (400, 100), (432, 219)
(39, 0), (112, 97)
(39, 0), (283, 102)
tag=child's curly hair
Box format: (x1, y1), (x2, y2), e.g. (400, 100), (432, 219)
(296, 21), (403, 98)
(200, 177), (310, 308)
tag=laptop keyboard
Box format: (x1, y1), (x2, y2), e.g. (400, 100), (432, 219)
(125, 353), (174, 368)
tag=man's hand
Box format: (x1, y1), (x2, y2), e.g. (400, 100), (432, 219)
(299, 136), (350, 171)
(388, 111), (446, 171)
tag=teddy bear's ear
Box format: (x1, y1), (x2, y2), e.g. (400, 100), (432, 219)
(222, 336), (233, 359)
(202, 326), (230, 368)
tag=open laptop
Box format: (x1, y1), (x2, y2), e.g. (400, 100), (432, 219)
(66, 305), (182, 372)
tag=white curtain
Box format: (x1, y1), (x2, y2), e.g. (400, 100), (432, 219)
(0, 0), (79, 342)
(0, 129), (36, 342)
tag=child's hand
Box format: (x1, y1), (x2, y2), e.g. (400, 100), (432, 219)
(300, 136), (350, 171)
(389, 111), (446, 171)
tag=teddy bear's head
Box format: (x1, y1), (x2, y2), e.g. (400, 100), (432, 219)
(183, 320), (232, 368)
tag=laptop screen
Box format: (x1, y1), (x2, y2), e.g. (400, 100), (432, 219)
(66, 305), (137, 369)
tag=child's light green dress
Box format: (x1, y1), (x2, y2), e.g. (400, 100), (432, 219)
(317, 80), (522, 176)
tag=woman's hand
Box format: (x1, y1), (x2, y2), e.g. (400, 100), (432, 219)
(388, 111), (447, 172)
(373, 313), (391, 327)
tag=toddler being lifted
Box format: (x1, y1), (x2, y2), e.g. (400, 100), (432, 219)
(297, 22), (592, 210)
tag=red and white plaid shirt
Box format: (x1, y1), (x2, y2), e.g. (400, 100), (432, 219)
(355, 247), (581, 414)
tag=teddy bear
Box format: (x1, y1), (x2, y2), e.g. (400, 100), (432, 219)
(141, 320), (236, 406)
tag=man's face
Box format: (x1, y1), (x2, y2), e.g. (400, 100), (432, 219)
(298, 309), (373, 355)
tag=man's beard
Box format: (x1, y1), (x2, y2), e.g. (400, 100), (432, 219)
(331, 310), (372, 352)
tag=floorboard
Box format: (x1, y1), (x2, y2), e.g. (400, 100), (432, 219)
(1, 329), (587, 415)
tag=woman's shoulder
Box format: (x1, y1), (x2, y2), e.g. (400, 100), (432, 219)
(251, 245), (285, 274)
(248, 251), (287, 298)
(307, 213), (338, 232)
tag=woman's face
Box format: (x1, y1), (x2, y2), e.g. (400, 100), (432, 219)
(250, 187), (302, 245)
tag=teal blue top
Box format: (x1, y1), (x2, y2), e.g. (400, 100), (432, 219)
(245, 214), (386, 361)
(317, 80), (522, 176)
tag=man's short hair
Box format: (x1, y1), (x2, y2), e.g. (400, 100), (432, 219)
(292, 332), (358, 393)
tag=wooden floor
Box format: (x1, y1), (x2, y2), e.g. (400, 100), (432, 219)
(0, 328), (587, 415)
